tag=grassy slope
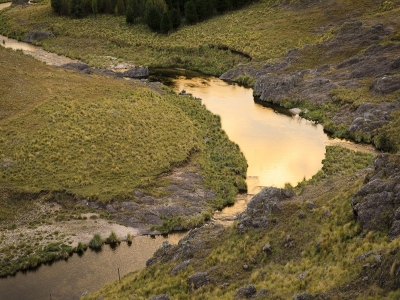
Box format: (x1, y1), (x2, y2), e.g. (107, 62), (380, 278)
(87, 146), (400, 299)
(0, 45), (246, 206)
(0, 0), (386, 75)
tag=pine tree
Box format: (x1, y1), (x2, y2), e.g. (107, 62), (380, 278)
(51, 0), (63, 14)
(92, 0), (98, 15)
(160, 11), (172, 33)
(184, 0), (197, 24)
(168, 7), (180, 29)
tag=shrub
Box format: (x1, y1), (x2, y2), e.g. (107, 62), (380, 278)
(89, 233), (103, 250)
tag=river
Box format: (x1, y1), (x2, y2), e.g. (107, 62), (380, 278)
(0, 4), (376, 298)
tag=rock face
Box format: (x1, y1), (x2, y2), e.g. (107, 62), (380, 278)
(237, 187), (295, 233)
(352, 154), (400, 238)
(187, 272), (210, 290)
(24, 31), (54, 43)
(220, 22), (400, 140)
(123, 66), (149, 78)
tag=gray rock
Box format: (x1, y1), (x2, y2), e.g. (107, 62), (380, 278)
(262, 243), (272, 254)
(61, 62), (91, 71)
(24, 31), (54, 43)
(237, 187), (294, 233)
(352, 154), (400, 236)
(121, 201), (140, 211)
(123, 66), (149, 78)
(293, 292), (314, 300)
(171, 260), (190, 275)
(149, 295), (169, 300)
(370, 75), (400, 94)
(187, 272), (210, 290)
(307, 201), (315, 210)
(298, 212), (307, 219)
(255, 289), (269, 298)
(284, 234), (294, 248)
(235, 284), (257, 299)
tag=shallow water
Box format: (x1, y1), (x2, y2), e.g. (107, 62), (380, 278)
(0, 234), (185, 300)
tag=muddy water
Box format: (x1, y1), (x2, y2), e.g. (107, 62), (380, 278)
(0, 234), (185, 300)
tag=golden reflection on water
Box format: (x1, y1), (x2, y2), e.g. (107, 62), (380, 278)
(170, 75), (329, 194)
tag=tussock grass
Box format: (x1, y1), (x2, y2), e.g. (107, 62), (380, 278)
(0, 46), (246, 205)
(86, 146), (394, 299)
(1, 0), (391, 75)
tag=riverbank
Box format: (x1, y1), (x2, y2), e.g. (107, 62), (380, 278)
(0, 42), (247, 277)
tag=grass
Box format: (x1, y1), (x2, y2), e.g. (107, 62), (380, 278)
(85, 146), (400, 299)
(1, 0), (389, 75)
(0, 44), (247, 275)
(0, 46), (246, 205)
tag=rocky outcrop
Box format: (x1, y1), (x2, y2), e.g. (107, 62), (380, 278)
(24, 31), (54, 43)
(220, 22), (400, 141)
(352, 154), (400, 237)
(123, 66), (149, 78)
(237, 187), (295, 233)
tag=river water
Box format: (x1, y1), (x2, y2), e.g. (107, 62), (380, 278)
(0, 4), (377, 298)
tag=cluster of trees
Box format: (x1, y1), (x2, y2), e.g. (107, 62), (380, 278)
(51, 0), (255, 32)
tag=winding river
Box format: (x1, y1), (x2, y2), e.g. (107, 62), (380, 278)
(0, 3), (377, 298)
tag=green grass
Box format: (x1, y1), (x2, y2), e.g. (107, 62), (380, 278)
(2, 0), (391, 75)
(0, 46), (246, 205)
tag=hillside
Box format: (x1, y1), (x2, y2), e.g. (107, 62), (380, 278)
(1, 0), (400, 298)
(0, 46), (246, 275)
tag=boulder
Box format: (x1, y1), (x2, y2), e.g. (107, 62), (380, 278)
(24, 31), (54, 43)
(123, 66), (149, 78)
(61, 62), (91, 71)
(262, 243), (272, 254)
(235, 284), (257, 299)
(187, 272), (210, 290)
(237, 187), (295, 233)
(370, 75), (400, 94)
(352, 154), (400, 237)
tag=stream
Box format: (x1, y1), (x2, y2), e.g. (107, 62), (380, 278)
(0, 3), (377, 298)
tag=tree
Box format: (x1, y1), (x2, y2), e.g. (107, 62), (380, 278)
(70, 0), (86, 17)
(184, 0), (197, 24)
(116, 0), (125, 14)
(160, 11), (172, 33)
(92, 0), (98, 15)
(145, 0), (167, 31)
(51, 0), (63, 14)
(215, 0), (230, 13)
(126, 3), (135, 23)
(168, 7), (180, 29)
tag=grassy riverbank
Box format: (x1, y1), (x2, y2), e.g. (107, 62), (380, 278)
(0, 45), (246, 275)
(86, 146), (400, 299)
